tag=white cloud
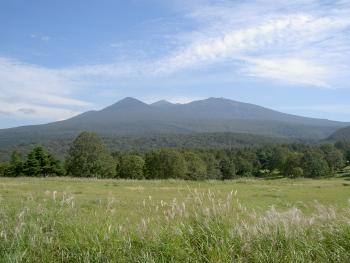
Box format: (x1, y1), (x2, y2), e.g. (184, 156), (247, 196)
(29, 33), (51, 41)
(40, 36), (51, 41)
(146, 95), (202, 104)
(0, 57), (90, 121)
(0, 101), (81, 120)
(0, 57), (77, 97)
(6, 0), (350, 90)
(167, 96), (199, 104)
(242, 57), (331, 87)
(149, 1), (350, 86)
(2, 0), (350, 127)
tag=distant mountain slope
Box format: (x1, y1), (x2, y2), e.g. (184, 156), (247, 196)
(0, 132), (292, 162)
(327, 126), (350, 141)
(150, 97), (343, 126)
(0, 97), (348, 149)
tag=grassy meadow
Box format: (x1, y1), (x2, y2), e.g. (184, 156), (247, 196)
(1, 175), (350, 262)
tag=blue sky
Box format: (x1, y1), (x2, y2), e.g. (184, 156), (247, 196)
(1, 0), (350, 128)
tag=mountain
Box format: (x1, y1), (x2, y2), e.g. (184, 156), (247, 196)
(0, 132), (293, 162)
(0, 97), (348, 150)
(151, 100), (176, 108)
(151, 97), (341, 125)
(327, 126), (350, 141)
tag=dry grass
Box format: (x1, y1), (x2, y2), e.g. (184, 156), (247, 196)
(0, 179), (350, 262)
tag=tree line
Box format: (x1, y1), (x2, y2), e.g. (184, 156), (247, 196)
(1, 132), (349, 179)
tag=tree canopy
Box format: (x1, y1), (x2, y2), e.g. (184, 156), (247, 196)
(1, 132), (348, 180)
(66, 132), (116, 178)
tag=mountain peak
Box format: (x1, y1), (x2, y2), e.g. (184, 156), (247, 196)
(206, 97), (237, 103)
(188, 97), (238, 106)
(102, 97), (148, 112)
(151, 100), (174, 107)
(118, 97), (144, 104)
(0, 96), (347, 145)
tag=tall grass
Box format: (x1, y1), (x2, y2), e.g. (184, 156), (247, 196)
(1, 189), (350, 262)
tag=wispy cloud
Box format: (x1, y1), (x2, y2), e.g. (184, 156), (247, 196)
(0, 57), (90, 120)
(150, 0), (350, 86)
(31, 0), (350, 88)
(0, 101), (81, 121)
(242, 57), (331, 87)
(145, 95), (203, 104)
(29, 33), (52, 41)
(1, 0), (350, 126)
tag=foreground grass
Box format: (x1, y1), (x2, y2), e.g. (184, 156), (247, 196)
(0, 177), (350, 262)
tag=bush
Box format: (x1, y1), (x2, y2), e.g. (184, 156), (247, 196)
(219, 157), (236, 179)
(118, 154), (145, 179)
(66, 132), (116, 178)
(302, 150), (330, 178)
(9, 151), (24, 177)
(0, 162), (10, 177)
(290, 167), (304, 178)
(145, 149), (186, 179)
(321, 144), (345, 172)
(282, 152), (302, 177)
(24, 147), (64, 177)
(183, 151), (207, 180)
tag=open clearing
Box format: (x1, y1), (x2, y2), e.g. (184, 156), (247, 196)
(1, 177), (350, 262)
(1, 177), (350, 220)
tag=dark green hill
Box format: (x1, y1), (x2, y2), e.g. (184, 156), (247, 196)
(0, 97), (348, 151)
(327, 126), (350, 141)
(0, 132), (292, 161)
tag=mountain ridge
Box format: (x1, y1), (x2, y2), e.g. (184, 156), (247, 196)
(327, 126), (350, 141)
(0, 97), (348, 150)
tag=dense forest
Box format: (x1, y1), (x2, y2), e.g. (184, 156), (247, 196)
(1, 132), (349, 180)
(328, 126), (350, 141)
(0, 132), (292, 162)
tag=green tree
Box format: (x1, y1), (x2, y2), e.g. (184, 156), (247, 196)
(198, 151), (221, 179)
(24, 149), (41, 176)
(235, 157), (253, 177)
(220, 157), (236, 180)
(118, 154), (145, 179)
(183, 151), (207, 180)
(66, 132), (116, 178)
(240, 149), (261, 175)
(282, 152), (302, 178)
(320, 144), (345, 172)
(145, 149), (186, 179)
(270, 147), (289, 171)
(24, 146), (63, 177)
(34, 147), (51, 176)
(46, 154), (65, 176)
(290, 167), (304, 178)
(302, 150), (330, 178)
(0, 162), (10, 177)
(9, 151), (24, 177)
(335, 141), (350, 163)
(256, 147), (273, 171)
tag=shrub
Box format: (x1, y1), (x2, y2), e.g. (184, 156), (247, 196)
(145, 149), (186, 179)
(302, 150), (330, 178)
(118, 154), (145, 179)
(66, 132), (116, 178)
(290, 167), (304, 178)
(0, 162), (10, 177)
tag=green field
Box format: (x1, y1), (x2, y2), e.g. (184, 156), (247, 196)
(1, 177), (350, 262)
(1, 177), (350, 217)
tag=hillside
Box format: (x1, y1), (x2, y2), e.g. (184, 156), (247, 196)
(327, 126), (350, 141)
(0, 97), (348, 151)
(0, 132), (293, 161)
